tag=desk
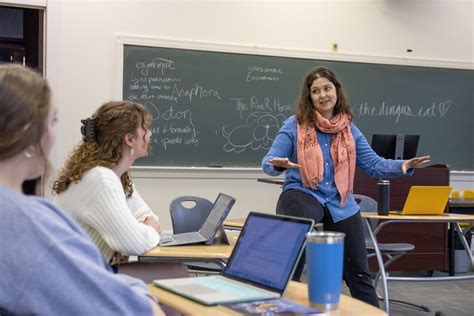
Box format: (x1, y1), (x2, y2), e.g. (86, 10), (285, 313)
(223, 218), (245, 230)
(224, 218), (323, 231)
(257, 178), (284, 186)
(362, 212), (474, 314)
(355, 166), (451, 271)
(147, 281), (387, 315)
(138, 235), (238, 269)
(448, 198), (474, 275)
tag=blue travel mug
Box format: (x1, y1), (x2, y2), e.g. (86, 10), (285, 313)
(306, 231), (345, 311)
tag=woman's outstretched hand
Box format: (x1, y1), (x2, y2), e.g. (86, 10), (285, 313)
(268, 157), (301, 169)
(402, 155), (431, 174)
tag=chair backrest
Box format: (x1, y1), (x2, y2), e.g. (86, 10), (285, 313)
(452, 190), (474, 199)
(354, 194), (378, 213)
(353, 194), (378, 241)
(170, 196), (214, 234)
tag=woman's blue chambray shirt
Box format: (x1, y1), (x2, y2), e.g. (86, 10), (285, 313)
(262, 116), (412, 223)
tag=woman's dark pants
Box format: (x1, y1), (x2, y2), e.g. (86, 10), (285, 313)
(276, 189), (380, 307)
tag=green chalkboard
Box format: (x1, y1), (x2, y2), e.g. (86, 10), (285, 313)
(122, 44), (473, 170)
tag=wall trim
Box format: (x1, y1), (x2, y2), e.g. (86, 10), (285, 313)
(131, 166), (265, 180)
(131, 166), (473, 182)
(0, 0), (46, 8)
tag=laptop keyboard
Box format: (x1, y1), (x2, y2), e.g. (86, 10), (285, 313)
(180, 276), (275, 299)
(172, 232), (203, 243)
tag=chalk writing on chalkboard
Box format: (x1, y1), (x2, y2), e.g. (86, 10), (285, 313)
(122, 43), (473, 169)
(356, 100), (452, 123)
(125, 56), (294, 157)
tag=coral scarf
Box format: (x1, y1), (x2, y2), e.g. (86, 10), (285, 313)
(297, 112), (356, 206)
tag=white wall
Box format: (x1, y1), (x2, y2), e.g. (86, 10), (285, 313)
(24, 0), (474, 230)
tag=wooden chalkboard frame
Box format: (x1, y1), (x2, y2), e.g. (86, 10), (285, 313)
(114, 35), (472, 170)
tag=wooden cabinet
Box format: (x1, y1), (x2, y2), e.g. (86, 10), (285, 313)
(354, 165), (450, 271)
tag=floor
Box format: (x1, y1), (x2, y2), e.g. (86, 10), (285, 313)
(302, 270), (474, 316)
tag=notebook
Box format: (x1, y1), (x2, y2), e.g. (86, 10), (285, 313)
(153, 212), (314, 305)
(159, 193), (236, 247)
(390, 186), (452, 215)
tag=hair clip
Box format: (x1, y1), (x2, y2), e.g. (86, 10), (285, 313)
(80, 118), (96, 142)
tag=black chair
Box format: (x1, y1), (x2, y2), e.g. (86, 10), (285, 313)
(355, 194), (429, 313)
(169, 195), (222, 275)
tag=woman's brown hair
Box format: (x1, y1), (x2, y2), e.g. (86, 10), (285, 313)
(52, 101), (152, 198)
(0, 64), (51, 163)
(295, 67), (352, 124)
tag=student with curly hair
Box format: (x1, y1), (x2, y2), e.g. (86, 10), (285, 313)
(53, 101), (187, 283)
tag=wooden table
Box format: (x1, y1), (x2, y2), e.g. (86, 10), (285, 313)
(138, 235), (238, 269)
(148, 281), (386, 315)
(355, 166), (451, 272)
(144, 218), (385, 315)
(257, 178), (285, 186)
(448, 198), (474, 275)
(362, 212), (474, 275)
(223, 218), (246, 230)
(224, 218), (323, 230)
(362, 212), (474, 314)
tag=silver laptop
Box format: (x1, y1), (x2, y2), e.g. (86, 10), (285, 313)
(153, 212), (314, 305)
(159, 193), (236, 247)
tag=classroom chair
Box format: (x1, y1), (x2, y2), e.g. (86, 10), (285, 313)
(464, 190), (474, 198)
(450, 190), (474, 233)
(170, 196), (213, 234)
(452, 190), (474, 199)
(169, 196), (222, 275)
(354, 194), (429, 313)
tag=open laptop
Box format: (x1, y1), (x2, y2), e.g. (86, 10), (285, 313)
(390, 186), (452, 215)
(159, 193), (236, 247)
(153, 212), (314, 305)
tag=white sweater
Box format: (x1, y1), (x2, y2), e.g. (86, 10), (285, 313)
(54, 166), (160, 263)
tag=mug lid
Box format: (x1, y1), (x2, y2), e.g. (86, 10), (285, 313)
(306, 231), (345, 243)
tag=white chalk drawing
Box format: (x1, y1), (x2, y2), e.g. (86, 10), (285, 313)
(222, 112), (286, 153)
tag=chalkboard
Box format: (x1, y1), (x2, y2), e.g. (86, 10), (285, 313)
(122, 44), (473, 170)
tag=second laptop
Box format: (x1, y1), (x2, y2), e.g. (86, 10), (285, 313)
(159, 193), (236, 247)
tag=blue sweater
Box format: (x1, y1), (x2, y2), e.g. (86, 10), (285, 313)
(262, 115), (410, 222)
(0, 185), (153, 315)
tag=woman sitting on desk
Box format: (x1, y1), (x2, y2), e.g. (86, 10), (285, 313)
(262, 67), (430, 307)
(53, 101), (187, 283)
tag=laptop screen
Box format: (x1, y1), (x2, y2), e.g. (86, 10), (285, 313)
(199, 193), (235, 239)
(223, 213), (313, 293)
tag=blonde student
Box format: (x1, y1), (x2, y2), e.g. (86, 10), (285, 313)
(0, 64), (163, 315)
